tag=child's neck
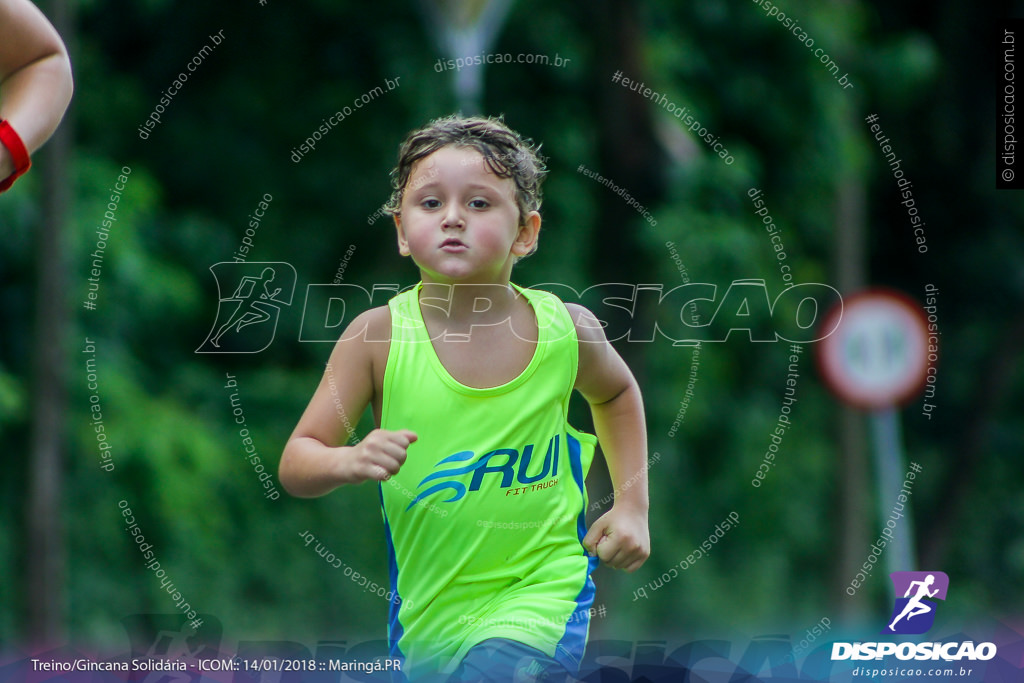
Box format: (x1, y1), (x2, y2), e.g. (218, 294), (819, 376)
(418, 280), (519, 328)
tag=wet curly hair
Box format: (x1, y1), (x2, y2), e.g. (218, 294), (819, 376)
(383, 114), (547, 225)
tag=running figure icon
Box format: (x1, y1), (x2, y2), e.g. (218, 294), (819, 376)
(196, 262), (296, 354)
(210, 267), (283, 347)
(888, 574), (938, 631)
(882, 570), (949, 635)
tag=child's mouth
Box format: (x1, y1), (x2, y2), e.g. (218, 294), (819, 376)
(440, 239), (467, 252)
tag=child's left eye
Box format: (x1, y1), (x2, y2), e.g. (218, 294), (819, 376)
(469, 199), (489, 209)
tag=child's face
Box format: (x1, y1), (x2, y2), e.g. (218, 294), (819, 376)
(394, 145), (539, 284)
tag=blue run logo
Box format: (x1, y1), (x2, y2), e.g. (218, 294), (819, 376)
(407, 435), (561, 510)
(882, 571), (949, 635)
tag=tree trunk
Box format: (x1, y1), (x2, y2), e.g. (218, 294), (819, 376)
(584, 0), (666, 633)
(832, 129), (870, 623)
(27, 0), (73, 649)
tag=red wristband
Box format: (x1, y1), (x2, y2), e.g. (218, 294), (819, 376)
(0, 119), (32, 193)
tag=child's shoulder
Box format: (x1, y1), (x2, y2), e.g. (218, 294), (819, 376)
(561, 301), (606, 345)
(518, 288), (595, 335)
(327, 305), (391, 382)
(337, 304), (392, 345)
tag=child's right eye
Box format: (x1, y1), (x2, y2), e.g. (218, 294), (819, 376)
(421, 198), (441, 209)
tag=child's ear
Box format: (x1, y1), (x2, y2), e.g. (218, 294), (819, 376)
(394, 213), (411, 256)
(512, 210), (541, 257)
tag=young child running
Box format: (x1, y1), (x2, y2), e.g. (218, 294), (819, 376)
(280, 115), (649, 682)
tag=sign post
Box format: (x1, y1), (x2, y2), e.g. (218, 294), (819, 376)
(817, 290), (933, 596)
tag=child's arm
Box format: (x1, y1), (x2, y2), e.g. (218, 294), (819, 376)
(569, 304), (650, 573)
(279, 308), (417, 498)
(0, 0), (74, 180)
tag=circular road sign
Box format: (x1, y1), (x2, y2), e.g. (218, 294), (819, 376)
(816, 289), (931, 410)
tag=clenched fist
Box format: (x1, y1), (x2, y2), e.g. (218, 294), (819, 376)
(347, 428), (418, 483)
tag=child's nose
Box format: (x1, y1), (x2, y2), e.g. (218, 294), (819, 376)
(442, 205), (465, 229)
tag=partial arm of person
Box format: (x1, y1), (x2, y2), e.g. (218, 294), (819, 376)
(570, 303), (650, 573)
(0, 0), (74, 181)
(279, 307), (417, 498)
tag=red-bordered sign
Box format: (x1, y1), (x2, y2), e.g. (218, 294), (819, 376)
(816, 289), (931, 410)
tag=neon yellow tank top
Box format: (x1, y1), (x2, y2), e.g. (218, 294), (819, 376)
(379, 283), (598, 678)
